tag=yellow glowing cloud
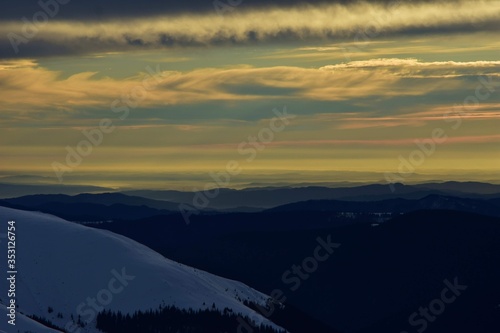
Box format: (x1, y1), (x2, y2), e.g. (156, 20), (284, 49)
(2, 58), (486, 113)
(1, 0), (500, 55)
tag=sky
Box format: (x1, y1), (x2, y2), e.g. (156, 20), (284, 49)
(0, 0), (499, 189)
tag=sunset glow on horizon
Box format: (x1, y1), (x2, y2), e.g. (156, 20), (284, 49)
(1, 0), (499, 188)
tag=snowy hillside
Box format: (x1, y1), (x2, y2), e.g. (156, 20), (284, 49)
(0, 304), (63, 333)
(0, 207), (283, 333)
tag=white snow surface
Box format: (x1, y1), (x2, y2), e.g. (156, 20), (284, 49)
(0, 207), (283, 333)
(1, 304), (64, 333)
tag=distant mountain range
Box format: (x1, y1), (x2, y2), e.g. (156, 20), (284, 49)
(0, 182), (112, 199)
(1, 183), (500, 221)
(123, 181), (500, 209)
(1, 181), (499, 211)
(1, 182), (499, 332)
(268, 194), (500, 217)
(0, 193), (179, 221)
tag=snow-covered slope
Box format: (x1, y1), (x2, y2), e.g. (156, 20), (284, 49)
(0, 304), (64, 333)
(0, 207), (282, 333)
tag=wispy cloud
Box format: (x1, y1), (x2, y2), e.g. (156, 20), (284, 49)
(3, 57), (498, 117)
(0, 60), (410, 114)
(320, 58), (500, 78)
(321, 58), (500, 69)
(2, 1), (500, 57)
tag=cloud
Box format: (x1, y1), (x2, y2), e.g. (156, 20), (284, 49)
(258, 134), (500, 147)
(1, 0), (500, 57)
(320, 58), (500, 77)
(321, 58), (500, 69)
(0, 0), (357, 20)
(0, 60), (412, 114)
(0, 59), (38, 70)
(3, 56), (498, 120)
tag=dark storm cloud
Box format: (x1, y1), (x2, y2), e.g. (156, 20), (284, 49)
(0, 0), (497, 59)
(2, 0), (336, 20)
(0, 0), (455, 21)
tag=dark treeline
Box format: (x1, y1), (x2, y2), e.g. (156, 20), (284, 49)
(27, 314), (65, 331)
(96, 304), (285, 333)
